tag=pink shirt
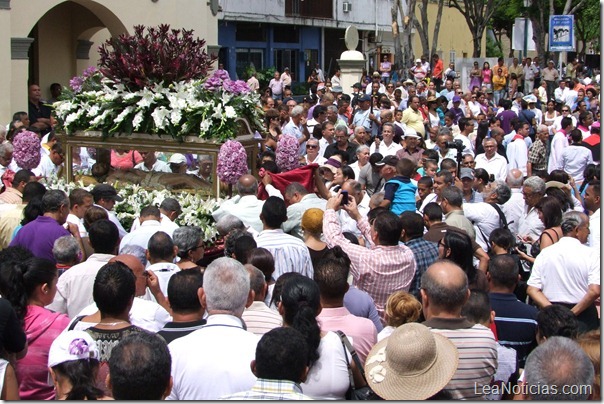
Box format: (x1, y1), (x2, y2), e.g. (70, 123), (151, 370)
(317, 306), (377, 364)
(16, 305), (70, 400)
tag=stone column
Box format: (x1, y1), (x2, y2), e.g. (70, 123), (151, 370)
(11, 37), (33, 121)
(338, 51), (365, 99)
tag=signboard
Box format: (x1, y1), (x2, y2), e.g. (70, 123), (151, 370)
(549, 15), (575, 52)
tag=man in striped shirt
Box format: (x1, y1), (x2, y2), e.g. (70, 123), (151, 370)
(421, 261), (498, 400)
(255, 197), (313, 280)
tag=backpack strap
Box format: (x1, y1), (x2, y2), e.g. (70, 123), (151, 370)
(67, 315), (87, 331)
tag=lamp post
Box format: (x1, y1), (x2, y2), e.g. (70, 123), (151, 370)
(523, 0), (529, 59)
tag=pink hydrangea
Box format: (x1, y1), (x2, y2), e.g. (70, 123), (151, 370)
(13, 131), (41, 170)
(275, 134), (300, 172)
(217, 140), (248, 184)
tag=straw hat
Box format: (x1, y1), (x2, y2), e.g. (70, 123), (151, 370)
(364, 323), (459, 400)
(320, 155), (342, 174)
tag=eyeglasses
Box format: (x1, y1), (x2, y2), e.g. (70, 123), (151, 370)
(306, 144), (318, 149)
(456, 91), (463, 94)
(387, 85), (394, 88)
(562, 109), (570, 112)
(189, 243), (204, 252)
(438, 240), (448, 249)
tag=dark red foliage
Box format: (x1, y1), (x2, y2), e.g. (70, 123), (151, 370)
(98, 24), (217, 91)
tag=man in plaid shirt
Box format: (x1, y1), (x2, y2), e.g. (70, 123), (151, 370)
(527, 124), (549, 177)
(323, 192), (416, 319)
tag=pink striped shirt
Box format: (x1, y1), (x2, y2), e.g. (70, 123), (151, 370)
(322, 209), (416, 319)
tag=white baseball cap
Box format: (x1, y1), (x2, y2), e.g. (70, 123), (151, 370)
(48, 330), (100, 368)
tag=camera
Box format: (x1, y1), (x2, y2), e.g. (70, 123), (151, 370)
(515, 241), (528, 254)
(444, 139), (464, 150)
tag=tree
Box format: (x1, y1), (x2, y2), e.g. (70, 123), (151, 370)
(413, 0), (446, 59)
(574, 0), (599, 58)
(490, 0), (523, 57)
(391, 0), (417, 79)
(449, 0), (506, 57)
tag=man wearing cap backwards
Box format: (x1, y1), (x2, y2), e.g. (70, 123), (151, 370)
(91, 183), (128, 237)
(421, 261), (497, 399)
(475, 137), (508, 182)
(365, 72), (385, 95)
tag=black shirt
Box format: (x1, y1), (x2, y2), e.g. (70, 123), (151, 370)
(28, 100), (52, 125)
(158, 319), (207, 344)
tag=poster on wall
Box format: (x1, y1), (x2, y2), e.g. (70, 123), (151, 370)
(549, 15), (575, 52)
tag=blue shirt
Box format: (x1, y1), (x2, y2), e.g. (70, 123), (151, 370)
(9, 216), (70, 263)
(489, 292), (538, 368)
(384, 176), (417, 215)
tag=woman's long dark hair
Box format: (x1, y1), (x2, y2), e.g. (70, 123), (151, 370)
(20, 196), (44, 226)
(442, 230), (477, 285)
(53, 359), (104, 400)
(536, 196), (563, 229)
(280, 274), (321, 367)
(0, 257), (57, 322)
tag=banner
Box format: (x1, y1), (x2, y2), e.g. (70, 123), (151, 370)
(549, 15), (575, 52)
(512, 18), (536, 51)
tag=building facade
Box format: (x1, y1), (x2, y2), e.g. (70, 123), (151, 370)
(218, 0), (482, 85)
(1, 0), (218, 123)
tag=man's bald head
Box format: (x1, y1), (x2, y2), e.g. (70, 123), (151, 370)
(236, 175), (259, 196)
(506, 168), (524, 188)
(421, 260), (469, 312)
(110, 254), (146, 297)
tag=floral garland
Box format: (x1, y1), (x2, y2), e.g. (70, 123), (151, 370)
(47, 176), (221, 243)
(54, 68), (264, 142)
(275, 134), (300, 172)
(216, 140), (249, 184)
(13, 131), (41, 170)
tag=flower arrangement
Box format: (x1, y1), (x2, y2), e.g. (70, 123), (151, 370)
(275, 134), (300, 172)
(216, 140), (249, 184)
(13, 131), (41, 169)
(53, 25), (264, 142)
(98, 25), (215, 91)
(47, 176), (221, 243)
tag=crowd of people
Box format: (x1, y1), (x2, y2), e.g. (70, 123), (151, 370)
(0, 54), (599, 400)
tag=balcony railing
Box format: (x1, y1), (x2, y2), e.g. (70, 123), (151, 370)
(285, 0), (333, 19)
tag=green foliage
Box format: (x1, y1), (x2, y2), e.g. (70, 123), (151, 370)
(486, 36), (503, 58)
(575, 0), (600, 49)
(244, 66), (276, 90)
(291, 82), (309, 95)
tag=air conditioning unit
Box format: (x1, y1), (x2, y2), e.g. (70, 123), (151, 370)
(343, 1), (352, 12)
(367, 31), (382, 44)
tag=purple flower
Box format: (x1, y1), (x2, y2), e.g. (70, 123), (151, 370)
(203, 75), (223, 92)
(13, 131), (41, 170)
(68, 338), (91, 356)
(216, 140), (248, 184)
(82, 66), (98, 78)
(276, 135), (300, 172)
(69, 76), (84, 93)
(222, 79), (251, 95)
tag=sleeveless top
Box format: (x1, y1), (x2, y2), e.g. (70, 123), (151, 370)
(482, 69), (493, 84)
(544, 111), (559, 126)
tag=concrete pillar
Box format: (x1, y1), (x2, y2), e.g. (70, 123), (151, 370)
(75, 39), (94, 76)
(0, 4), (11, 123)
(11, 37), (33, 122)
(338, 51), (365, 99)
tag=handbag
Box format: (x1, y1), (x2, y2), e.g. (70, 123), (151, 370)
(335, 331), (381, 400)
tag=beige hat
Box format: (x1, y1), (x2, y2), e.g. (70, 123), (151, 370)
(320, 155), (342, 174)
(364, 323), (459, 400)
(545, 180), (571, 190)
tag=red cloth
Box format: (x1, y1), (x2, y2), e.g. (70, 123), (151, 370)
(257, 164), (318, 200)
(1, 169), (15, 190)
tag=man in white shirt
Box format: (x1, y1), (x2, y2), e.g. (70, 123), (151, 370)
(548, 117), (573, 173)
(34, 142), (64, 179)
(501, 169), (525, 237)
(553, 80), (569, 105)
(523, 57), (539, 94)
(517, 176), (546, 242)
(475, 137), (508, 182)
(453, 118), (475, 157)
(211, 175), (264, 234)
(130, 198), (180, 234)
(168, 258), (259, 400)
(66, 188), (93, 238)
(134, 150), (171, 173)
(462, 181), (512, 251)
(506, 121), (530, 176)
(90, 184), (128, 237)
(282, 105), (311, 155)
(583, 181), (600, 250)
(281, 182), (326, 239)
(331, 68), (342, 88)
(255, 197), (313, 280)
(527, 211), (600, 332)
(246, 72), (259, 93)
(120, 205), (169, 253)
(280, 67), (292, 88)
(561, 130), (593, 184)
(142, 232), (180, 301)
(369, 122), (402, 157)
(268, 71), (283, 101)
(338, 180), (371, 241)
(47, 219), (119, 318)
